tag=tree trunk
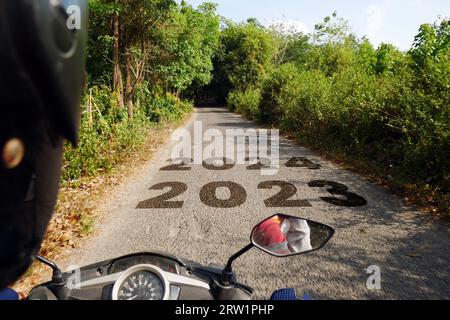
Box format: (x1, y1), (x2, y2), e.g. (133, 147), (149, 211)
(82, 69), (88, 95)
(112, 11), (125, 108)
(124, 49), (134, 119)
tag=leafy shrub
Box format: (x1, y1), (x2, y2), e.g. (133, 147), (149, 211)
(227, 87), (261, 120)
(221, 17), (450, 213)
(259, 63), (303, 125)
(147, 93), (193, 123)
(62, 87), (192, 184)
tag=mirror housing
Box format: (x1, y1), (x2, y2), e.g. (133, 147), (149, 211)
(221, 214), (334, 286)
(251, 214), (334, 257)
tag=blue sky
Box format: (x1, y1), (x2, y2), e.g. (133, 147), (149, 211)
(181, 0), (449, 50)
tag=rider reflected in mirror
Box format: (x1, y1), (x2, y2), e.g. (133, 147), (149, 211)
(252, 215), (288, 254)
(285, 218), (312, 253)
(252, 215), (311, 255)
(252, 214), (334, 257)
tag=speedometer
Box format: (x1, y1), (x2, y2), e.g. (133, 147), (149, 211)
(117, 271), (163, 300)
(112, 265), (170, 300)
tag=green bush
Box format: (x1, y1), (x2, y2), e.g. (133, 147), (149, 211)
(62, 86), (192, 184)
(220, 17), (450, 213)
(227, 87), (261, 120)
(259, 63), (303, 125)
(147, 93), (193, 123)
(280, 69), (333, 134)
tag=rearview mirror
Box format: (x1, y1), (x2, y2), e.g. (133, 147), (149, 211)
(251, 214), (334, 257)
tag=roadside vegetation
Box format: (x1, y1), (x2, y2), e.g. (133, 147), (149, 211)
(212, 13), (449, 216)
(14, 0), (220, 291)
(60, 0), (220, 241)
(14, 0), (449, 292)
(64, 0), (220, 185)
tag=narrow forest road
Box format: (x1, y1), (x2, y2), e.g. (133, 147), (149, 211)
(62, 105), (450, 300)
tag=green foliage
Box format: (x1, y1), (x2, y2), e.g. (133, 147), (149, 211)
(259, 63), (306, 125)
(374, 43), (405, 75)
(227, 87), (261, 119)
(62, 87), (192, 183)
(313, 11), (353, 45)
(87, 0), (219, 95)
(306, 38), (358, 76)
(158, 1), (220, 94)
(86, 0), (118, 85)
(215, 21), (279, 97)
(217, 13), (450, 213)
(66, 0), (212, 184)
(281, 34), (311, 66)
(62, 86), (146, 182)
(147, 93), (193, 123)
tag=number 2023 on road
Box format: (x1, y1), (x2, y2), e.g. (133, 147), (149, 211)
(136, 157), (368, 209)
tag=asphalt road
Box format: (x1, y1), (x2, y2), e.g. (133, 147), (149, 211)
(63, 105), (450, 300)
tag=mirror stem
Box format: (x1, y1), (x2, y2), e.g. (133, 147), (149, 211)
(35, 255), (66, 286)
(221, 243), (253, 286)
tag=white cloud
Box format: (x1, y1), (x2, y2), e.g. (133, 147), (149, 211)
(367, 5), (384, 32)
(266, 19), (309, 35)
(366, 0), (392, 45)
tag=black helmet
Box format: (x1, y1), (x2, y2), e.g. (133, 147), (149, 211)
(0, 0), (88, 288)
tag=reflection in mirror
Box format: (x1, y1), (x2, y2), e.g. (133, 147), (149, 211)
(251, 214), (334, 257)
